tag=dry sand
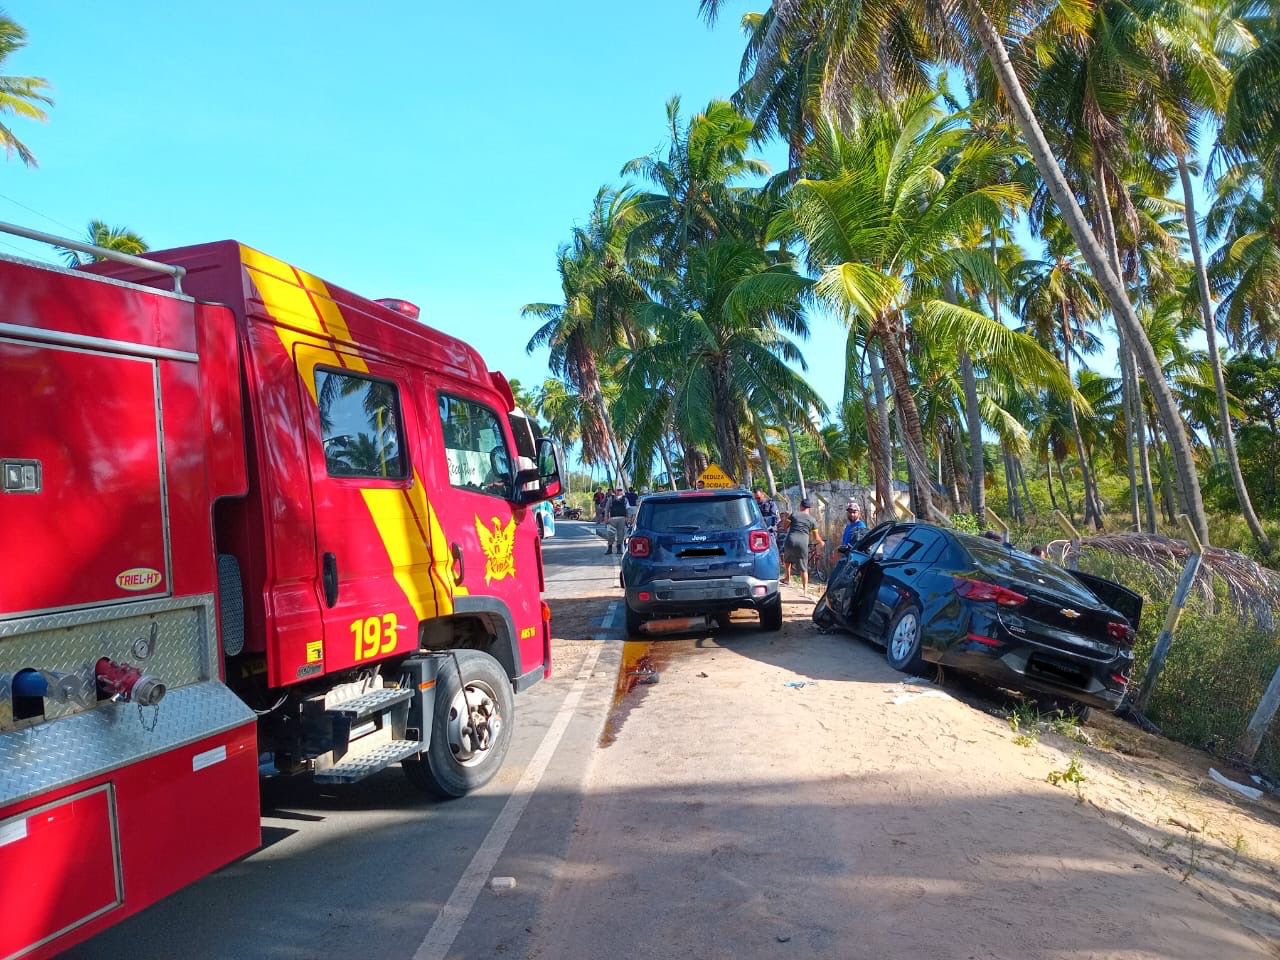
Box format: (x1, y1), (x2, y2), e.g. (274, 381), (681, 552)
(531, 586), (1280, 960)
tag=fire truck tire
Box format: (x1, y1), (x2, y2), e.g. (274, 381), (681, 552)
(402, 650), (514, 799)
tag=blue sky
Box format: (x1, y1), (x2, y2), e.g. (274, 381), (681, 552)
(3, 2), (846, 418)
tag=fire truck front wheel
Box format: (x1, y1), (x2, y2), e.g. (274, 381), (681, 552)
(402, 650), (514, 798)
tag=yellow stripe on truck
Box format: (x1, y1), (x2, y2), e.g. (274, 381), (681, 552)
(361, 470), (455, 621)
(241, 243), (461, 626)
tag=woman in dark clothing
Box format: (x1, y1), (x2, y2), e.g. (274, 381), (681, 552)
(782, 498), (824, 596)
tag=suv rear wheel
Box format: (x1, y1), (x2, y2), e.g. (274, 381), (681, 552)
(624, 602), (644, 636)
(759, 595), (783, 632)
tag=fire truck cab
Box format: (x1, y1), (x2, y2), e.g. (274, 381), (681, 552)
(0, 224), (562, 959)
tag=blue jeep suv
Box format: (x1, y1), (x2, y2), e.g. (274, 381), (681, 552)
(620, 489), (782, 634)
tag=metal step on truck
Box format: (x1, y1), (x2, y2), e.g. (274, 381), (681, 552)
(0, 222), (563, 960)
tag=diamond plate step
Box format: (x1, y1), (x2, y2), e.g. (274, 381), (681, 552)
(312, 740), (423, 784)
(325, 686), (413, 721)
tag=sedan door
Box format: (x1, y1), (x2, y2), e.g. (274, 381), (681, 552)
(854, 525), (914, 639)
(865, 527), (951, 635)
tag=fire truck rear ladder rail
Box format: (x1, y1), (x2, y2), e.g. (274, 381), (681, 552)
(0, 220), (187, 294)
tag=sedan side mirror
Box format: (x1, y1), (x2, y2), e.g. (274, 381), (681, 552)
(837, 543), (853, 556)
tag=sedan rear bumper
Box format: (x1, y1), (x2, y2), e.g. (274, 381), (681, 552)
(935, 641), (1127, 711)
(627, 575), (779, 614)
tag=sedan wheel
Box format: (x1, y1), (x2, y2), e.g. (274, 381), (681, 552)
(884, 608), (924, 673)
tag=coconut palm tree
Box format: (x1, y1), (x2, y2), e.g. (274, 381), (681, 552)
(621, 98), (771, 273)
(1013, 225), (1108, 528)
(57, 220), (148, 267)
(0, 14), (50, 167)
(623, 237), (823, 481)
(1207, 158), (1280, 355)
(524, 246), (631, 489)
(701, 0), (1212, 542)
(754, 93), (1071, 516)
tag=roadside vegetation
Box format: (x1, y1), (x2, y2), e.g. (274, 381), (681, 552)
(525, 1), (1280, 776)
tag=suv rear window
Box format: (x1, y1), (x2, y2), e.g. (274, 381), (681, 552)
(639, 495), (758, 532)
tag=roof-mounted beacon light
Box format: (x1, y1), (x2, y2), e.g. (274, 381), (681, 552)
(375, 298), (421, 321)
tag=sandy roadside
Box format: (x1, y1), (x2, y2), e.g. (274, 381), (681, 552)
(528, 585), (1280, 960)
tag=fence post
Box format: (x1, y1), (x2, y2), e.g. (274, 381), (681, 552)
(985, 507), (1009, 545)
(1237, 664), (1280, 763)
(1130, 514), (1203, 716)
(1054, 510), (1080, 569)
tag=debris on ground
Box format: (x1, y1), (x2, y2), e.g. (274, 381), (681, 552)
(890, 682), (950, 705)
(629, 667), (658, 686)
(1208, 768), (1265, 802)
(783, 680), (816, 689)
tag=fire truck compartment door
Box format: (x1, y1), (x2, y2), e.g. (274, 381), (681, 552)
(0, 785), (123, 960)
(0, 338), (168, 618)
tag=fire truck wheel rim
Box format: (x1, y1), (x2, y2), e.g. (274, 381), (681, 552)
(447, 680), (502, 766)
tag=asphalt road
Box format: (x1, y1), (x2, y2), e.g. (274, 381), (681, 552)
(67, 520), (624, 960)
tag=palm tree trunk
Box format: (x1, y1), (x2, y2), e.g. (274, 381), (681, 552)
(1060, 325), (1103, 530)
(752, 417), (778, 496)
(1179, 155), (1270, 553)
(1017, 458), (1035, 514)
(657, 436), (677, 491)
(877, 323), (941, 517)
(1118, 325), (1141, 531)
(965, 0), (1209, 543)
(1059, 459), (1076, 522)
(1046, 456), (1060, 514)
(709, 362), (745, 481)
(783, 418), (806, 501)
(1150, 421), (1177, 525)
(868, 345), (896, 492)
(1130, 349), (1158, 532)
(959, 349), (985, 517)
(586, 366), (630, 490)
(1003, 446), (1024, 523)
(863, 382), (893, 521)
(942, 424), (962, 513)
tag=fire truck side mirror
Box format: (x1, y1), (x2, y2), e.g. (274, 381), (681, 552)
(516, 438), (563, 504)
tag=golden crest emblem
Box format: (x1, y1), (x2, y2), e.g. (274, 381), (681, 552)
(475, 515), (517, 584)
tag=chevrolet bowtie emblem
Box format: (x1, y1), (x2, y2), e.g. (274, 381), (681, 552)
(1060, 608), (1081, 619)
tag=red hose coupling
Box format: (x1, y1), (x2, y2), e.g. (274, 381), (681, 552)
(95, 658), (167, 706)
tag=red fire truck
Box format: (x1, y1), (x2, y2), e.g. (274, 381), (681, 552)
(0, 223), (563, 959)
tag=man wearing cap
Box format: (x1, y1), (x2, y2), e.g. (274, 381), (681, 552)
(831, 500), (868, 580)
(754, 488), (779, 542)
(841, 501), (868, 548)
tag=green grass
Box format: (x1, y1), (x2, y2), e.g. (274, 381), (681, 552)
(979, 457), (1280, 781)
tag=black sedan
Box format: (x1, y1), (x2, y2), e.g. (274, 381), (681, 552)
(813, 521), (1143, 714)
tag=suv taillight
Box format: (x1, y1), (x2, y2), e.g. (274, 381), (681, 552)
(748, 530), (770, 553)
(1106, 621), (1134, 646)
(953, 576), (1026, 608)
(629, 536), (651, 558)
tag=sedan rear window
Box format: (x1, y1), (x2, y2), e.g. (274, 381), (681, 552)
(964, 539), (1098, 603)
(639, 496), (758, 532)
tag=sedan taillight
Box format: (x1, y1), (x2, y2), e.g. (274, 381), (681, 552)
(953, 576), (1027, 608)
(629, 536), (651, 558)
(1106, 621), (1135, 646)
(748, 530), (770, 553)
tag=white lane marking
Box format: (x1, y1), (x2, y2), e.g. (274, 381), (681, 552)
(601, 600), (621, 630)
(412, 642), (604, 960)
